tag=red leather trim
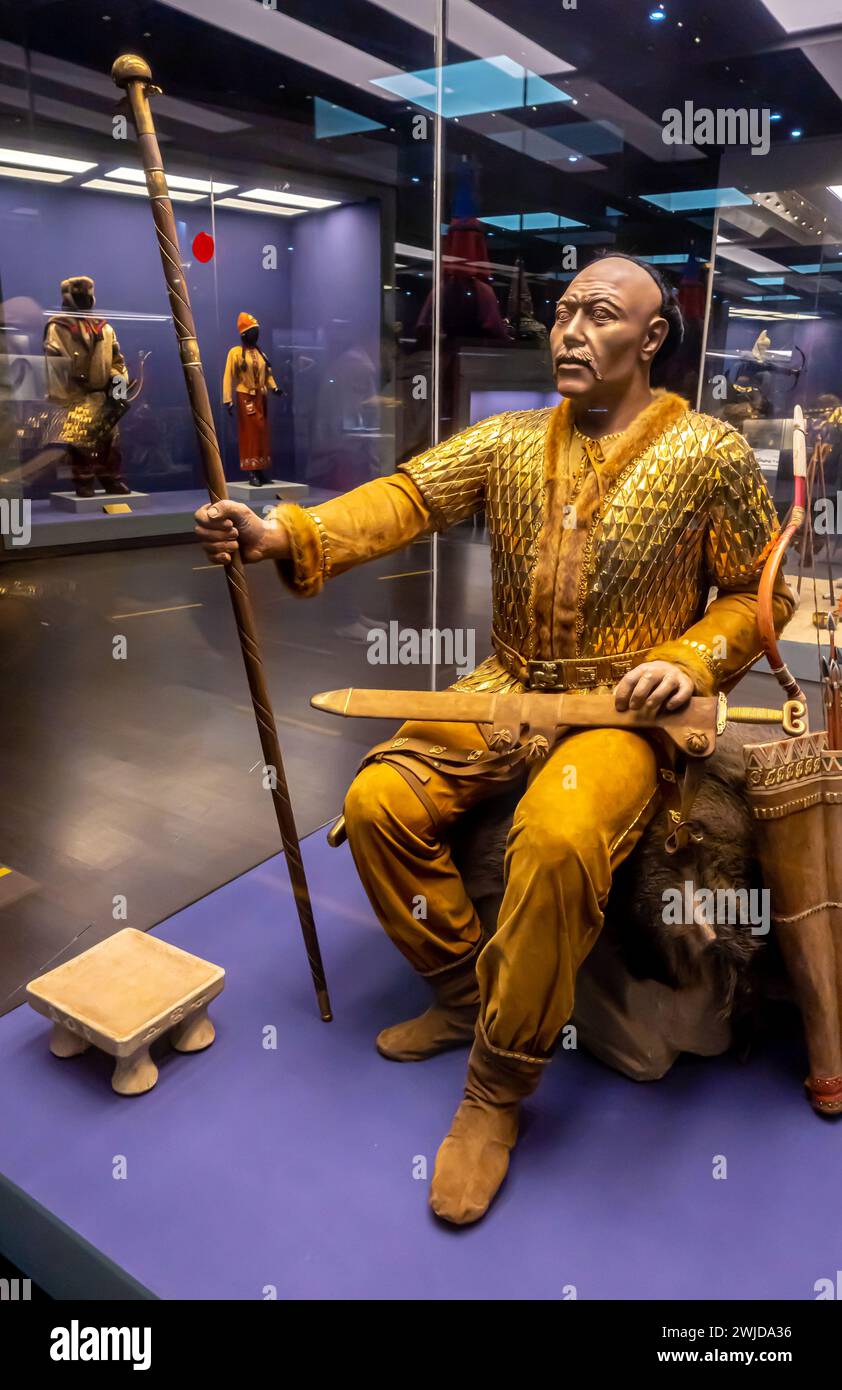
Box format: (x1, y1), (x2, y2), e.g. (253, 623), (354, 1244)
(805, 1074), (842, 1113)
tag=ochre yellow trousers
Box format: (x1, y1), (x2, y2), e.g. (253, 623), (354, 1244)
(344, 719), (660, 1063)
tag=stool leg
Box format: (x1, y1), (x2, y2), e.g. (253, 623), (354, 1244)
(170, 1006), (215, 1053)
(49, 1023), (90, 1059)
(112, 1048), (158, 1096)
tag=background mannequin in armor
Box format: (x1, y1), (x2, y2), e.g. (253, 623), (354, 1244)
(43, 275), (130, 498)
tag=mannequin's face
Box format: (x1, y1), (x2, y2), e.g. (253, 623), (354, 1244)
(550, 258), (668, 402)
(241, 326), (259, 347)
(71, 287), (95, 311)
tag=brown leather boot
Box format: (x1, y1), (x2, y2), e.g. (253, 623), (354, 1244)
(429, 1033), (544, 1225)
(376, 952), (480, 1061)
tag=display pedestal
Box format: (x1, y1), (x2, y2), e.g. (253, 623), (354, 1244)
(50, 490), (151, 513)
(26, 928), (224, 1096)
(228, 479), (308, 508)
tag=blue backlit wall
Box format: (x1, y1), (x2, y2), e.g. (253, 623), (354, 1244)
(0, 184), (380, 490)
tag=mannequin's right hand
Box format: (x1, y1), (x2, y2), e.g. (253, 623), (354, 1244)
(193, 499), (287, 565)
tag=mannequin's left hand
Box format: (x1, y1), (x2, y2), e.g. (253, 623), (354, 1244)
(613, 660), (694, 714)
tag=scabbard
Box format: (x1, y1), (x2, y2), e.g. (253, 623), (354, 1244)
(311, 687), (722, 758)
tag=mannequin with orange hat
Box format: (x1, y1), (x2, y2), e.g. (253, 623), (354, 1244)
(222, 312), (281, 485)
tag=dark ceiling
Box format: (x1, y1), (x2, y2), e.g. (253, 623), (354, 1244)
(2, 0), (842, 313)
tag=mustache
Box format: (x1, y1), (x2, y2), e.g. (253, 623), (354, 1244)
(554, 349), (603, 381)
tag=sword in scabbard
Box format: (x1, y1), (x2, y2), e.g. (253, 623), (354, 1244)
(311, 688), (809, 756)
(113, 54), (331, 1022)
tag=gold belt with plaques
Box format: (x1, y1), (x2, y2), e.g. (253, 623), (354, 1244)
(491, 629), (652, 692)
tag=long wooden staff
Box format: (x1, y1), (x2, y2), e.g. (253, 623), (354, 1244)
(112, 54), (331, 1021)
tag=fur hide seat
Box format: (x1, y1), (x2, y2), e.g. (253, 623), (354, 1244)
(449, 724), (781, 1081)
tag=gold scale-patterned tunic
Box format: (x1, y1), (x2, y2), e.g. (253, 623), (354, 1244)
(271, 389), (793, 699)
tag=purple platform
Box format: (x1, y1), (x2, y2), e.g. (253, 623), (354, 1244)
(10, 486), (336, 554)
(0, 831), (839, 1300)
(11, 490), (210, 554)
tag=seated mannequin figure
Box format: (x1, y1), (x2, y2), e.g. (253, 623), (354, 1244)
(44, 275), (130, 497)
(195, 255), (795, 1226)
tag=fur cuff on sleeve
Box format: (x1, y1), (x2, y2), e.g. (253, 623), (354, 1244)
(267, 504), (326, 597)
(646, 639), (718, 695)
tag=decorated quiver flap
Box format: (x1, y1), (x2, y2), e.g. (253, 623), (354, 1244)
(743, 732), (842, 1112)
(52, 397), (117, 448)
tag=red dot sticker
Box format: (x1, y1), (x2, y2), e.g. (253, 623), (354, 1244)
(192, 231), (215, 263)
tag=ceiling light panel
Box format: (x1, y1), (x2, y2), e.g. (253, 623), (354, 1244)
(0, 37), (249, 133)
(479, 117), (603, 173)
(729, 307), (820, 319)
(214, 197), (303, 215)
(482, 212), (586, 231)
(757, 1), (842, 31)
(372, 57), (571, 117)
(754, 7), (842, 111)
(106, 167), (237, 194)
(158, 0), (405, 100)
(560, 78), (705, 164)
(0, 167), (71, 183)
(0, 80), (131, 139)
(539, 121), (623, 159)
(368, 0), (576, 76)
(314, 99), (386, 139)
(82, 178), (204, 202)
(394, 242), (433, 261)
(716, 245), (791, 274)
(642, 188), (753, 212)
(0, 146), (95, 173)
(240, 188), (339, 209)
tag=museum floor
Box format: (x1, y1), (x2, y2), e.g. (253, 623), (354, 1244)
(0, 828), (837, 1301)
(0, 529), (454, 1014)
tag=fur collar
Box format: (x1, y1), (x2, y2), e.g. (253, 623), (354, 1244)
(532, 390), (690, 660)
(548, 388), (689, 494)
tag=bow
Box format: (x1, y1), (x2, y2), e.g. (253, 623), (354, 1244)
(786, 343), (806, 392)
(757, 403), (807, 702)
(126, 348), (150, 403)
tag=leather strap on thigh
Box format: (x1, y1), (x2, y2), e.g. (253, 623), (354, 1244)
(376, 756), (446, 835)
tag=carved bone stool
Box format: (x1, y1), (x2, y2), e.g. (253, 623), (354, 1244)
(26, 928), (225, 1095)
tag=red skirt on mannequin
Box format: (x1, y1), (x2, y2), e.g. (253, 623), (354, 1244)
(235, 390), (270, 472)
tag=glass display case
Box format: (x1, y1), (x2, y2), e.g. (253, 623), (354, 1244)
(2, 0), (842, 1310)
(2, 0), (832, 1021)
(0, 0), (439, 1008)
(700, 139), (842, 673)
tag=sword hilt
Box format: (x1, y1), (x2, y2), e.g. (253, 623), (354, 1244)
(728, 699), (808, 736)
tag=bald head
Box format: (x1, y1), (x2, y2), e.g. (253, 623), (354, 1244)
(550, 255), (670, 404)
(573, 256), (663, 315)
